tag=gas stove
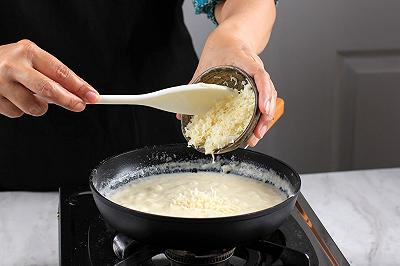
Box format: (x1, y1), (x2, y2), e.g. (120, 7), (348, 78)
(59, 188), (349, 266)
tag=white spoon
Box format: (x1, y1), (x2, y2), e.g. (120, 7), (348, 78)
(96, 83), (235, 115)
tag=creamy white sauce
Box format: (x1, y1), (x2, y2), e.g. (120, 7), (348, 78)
(109, 172), (286, 218)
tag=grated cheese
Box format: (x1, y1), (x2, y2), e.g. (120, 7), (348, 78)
(184, 83), (255, 155)
(170, 187), (240, 214)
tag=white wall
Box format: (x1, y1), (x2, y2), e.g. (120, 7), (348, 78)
(182, 0), (400, 174)
(182, 1), (304, 171)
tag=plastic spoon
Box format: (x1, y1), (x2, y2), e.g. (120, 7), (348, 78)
(96, 83), (235, 115)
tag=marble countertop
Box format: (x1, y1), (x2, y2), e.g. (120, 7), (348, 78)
(1, 167), (399, 266)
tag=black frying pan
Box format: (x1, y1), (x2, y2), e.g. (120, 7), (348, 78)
(90, 144), (301, 249)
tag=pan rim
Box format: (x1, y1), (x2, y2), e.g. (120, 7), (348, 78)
(89, 143), (301, 222)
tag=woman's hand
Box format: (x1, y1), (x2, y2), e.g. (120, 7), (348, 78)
(190, 30), (277, 147)
(0, 39), (99, 118)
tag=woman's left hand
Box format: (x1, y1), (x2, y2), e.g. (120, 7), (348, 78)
(188, 30), (277, 147)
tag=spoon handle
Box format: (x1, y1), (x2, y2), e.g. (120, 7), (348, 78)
(97, 95), (144, 105)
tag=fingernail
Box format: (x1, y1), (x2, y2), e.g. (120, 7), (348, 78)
(265, 99), (271, 114)
(29, 105), (42, 116)
(247, 134), (260, 147)
(260, 125), (268, 138)
(74, 101), (86, 111)
(84, 91), (99, 103)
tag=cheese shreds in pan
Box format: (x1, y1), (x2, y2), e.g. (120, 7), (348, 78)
(170, 187), (240, 215)
(184, 83), (255, 155)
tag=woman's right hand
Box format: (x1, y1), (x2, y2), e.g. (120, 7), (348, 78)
(0, 39), (99, 118)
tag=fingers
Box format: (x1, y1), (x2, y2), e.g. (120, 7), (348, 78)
(253, 113), (270, 139)
(0, 39), (94, 118)
(234, 53), (275, 117)
(254, 69), (273, 115)
(17, 40), (99, 103)
(176, 113), (182, 120)
(16, 67), (86, 112)
(244, 57), (278, 147)
(0, 97), (24, 118)
(247, 111), (275, 147)
(268, 79), (277, 119)
(2, 81), (48, 116)
(248, 112), (270, 147)
(247, 134), (260, 148)
(248, 82), (277, 147)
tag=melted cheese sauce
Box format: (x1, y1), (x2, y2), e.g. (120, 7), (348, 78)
(109, 172), (286, 218)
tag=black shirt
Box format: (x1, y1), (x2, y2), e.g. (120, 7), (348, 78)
(0, 0), (198, 190)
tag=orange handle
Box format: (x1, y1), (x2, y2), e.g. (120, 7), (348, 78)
(268, 98), (284, 129)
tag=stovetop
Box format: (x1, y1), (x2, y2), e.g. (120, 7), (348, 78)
(58, 188), (349, 266)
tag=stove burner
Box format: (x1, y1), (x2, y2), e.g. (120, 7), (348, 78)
(164, 248), (235, 266)
(59, 189), (350, 266)
(111, 233), (310, 266)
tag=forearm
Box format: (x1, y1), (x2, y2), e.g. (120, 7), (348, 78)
(194, 0), (277, 147)
(212, 0), (276, 54)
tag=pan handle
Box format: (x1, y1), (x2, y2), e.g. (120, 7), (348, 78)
(295, 202), (340, 266)
(268, 98), (284, 130)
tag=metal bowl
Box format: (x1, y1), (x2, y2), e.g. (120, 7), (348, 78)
(181, 65), (260, 154)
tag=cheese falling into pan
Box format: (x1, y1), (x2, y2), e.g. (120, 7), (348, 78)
(109, 172), (286, 218)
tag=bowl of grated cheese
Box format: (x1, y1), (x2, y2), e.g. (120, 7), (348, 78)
(181, 65), (260, 156)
